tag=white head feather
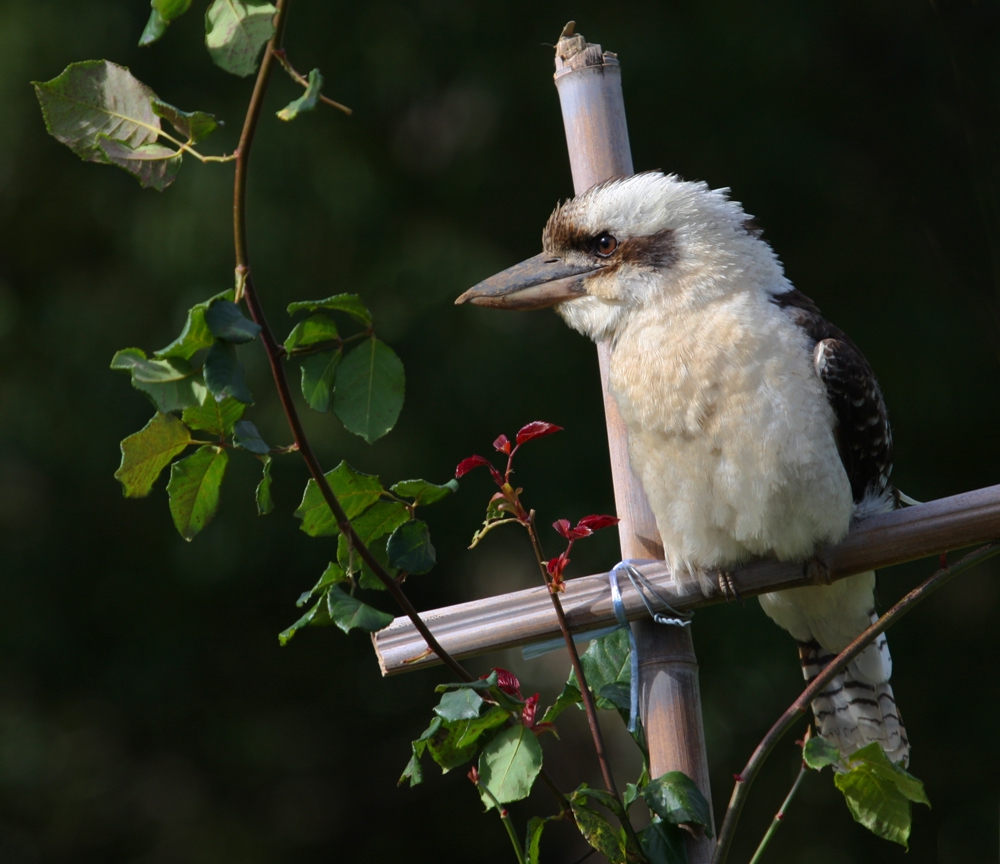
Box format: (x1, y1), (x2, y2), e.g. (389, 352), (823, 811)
(545, 172), (793, 342)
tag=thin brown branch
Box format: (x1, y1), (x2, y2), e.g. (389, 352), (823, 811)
(747, 761), (808, 864)
(525, 512), (619, 799)
(524, 512), (645, 861)
(711, 541), (1000, 864)
(230, 0), (472, 684)
(272, 47), (353, 115)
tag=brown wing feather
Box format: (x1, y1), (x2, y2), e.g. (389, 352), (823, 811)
(771, 290), (896, 507)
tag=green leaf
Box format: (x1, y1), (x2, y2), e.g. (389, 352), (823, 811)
(204, 0), (276, 77)
(204, 341), (253, 404)
(139, 10), (169, 46)
(477, 724), (543, 810)
(386, 519), (435, 574)
(303, 561), (349, 601)
(834, 742), (930, 849)
(642, 771), (713, 838)
(803, 736), (842, 771)
(299, 350), (341, 413)
(233, 419), (270, 454)
(205, 299), (261, 343)
(451, 705), (509, 750)
(639, 820), (688, 864)
(355, 539), (397, 591)
(139, 0), (193, 45)
(182, 397), (245, 436)
(525, 815), (561, 864)
(294, 461), (384, 537)
(598, 682), (632, 712)
(434, 688), (484, 722)
(338, 502), (407, 547)
(278, 595), (331, 645)
(540, 682), (581, 724)
(325, 585), (393, 634)
(421, 703), (508, 775)
(156, 290), (234, 361)
(156, 0), (194, 20)
(284, 314), (339, 352)
(571, 798), (627, 864)
(436, 671), (524, 714)
(390, 478), (459, 507)
(115, 412), (192, 497)
(277, 68), (323, 121)
(256, 456), (274, 515)
(333, 338), (405, 443)
(426, 728), (479, 773)
(572, 628), (632, 709)
(111, 348), (207, 412)
(624, 782), (641, 811)
(287, 293), (372, 325)
(337, 500), (409, 572)
(575, 786), (629, 822)
(151, 99), (219, 143)
(166, 445), (228, 541)
(96, 135), (182, 191)
(399, 718), (441, 788)
(33, 60), (161, 159)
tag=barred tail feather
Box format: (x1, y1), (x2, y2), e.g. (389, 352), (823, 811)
(798, 638), (910, 767)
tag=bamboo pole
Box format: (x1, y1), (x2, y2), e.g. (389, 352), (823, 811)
(374, 482), (1000, 673)
(553, 25), (715, 860)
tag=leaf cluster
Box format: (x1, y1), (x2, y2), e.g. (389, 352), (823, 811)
(803, 737), (930, 850)
(281, 464), (456, 642)
(34, 1), (343, 192)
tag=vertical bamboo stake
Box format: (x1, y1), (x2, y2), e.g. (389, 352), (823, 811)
(552, 24), (716, 861)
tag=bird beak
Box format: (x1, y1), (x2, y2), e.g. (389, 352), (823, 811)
(455, 253), (599, 310)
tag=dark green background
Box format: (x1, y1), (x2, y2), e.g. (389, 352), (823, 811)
(1, 1), (998, 862)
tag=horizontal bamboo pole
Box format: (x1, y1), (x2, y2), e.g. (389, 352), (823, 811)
(373, 483), (1000, 675)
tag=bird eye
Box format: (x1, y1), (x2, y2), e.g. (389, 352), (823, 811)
(595, 233), (618, 257)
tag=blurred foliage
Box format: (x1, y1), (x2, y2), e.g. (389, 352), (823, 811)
(1, 1), (999, 862)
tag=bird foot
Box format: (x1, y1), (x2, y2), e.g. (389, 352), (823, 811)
(717, 571), (744, 605)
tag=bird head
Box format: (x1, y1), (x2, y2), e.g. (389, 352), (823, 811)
(456, 171), (788, 342)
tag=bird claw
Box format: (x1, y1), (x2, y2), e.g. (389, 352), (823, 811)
(717, 571), (744, 605)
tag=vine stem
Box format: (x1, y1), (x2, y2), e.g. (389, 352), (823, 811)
(230, 0), (472, 684)
(711, 541), (1000, 864)
(747, 762), (807, 864)
(524, 512), (618, 797)
(524, 511), (646, 860)
(229, 5), (573, 814)
(477, 780), (529, 864)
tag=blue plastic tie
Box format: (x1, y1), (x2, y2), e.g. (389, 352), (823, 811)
(609, 563), (640, 732)
(522, 560), (693, 735)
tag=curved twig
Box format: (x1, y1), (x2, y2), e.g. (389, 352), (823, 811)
(711, 541), (1000, 864)
(230, 0), (472, 684)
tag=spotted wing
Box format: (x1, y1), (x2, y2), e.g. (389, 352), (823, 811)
(772, 290), (896, 506)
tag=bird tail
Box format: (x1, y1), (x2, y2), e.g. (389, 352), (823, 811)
(798, 635), (910, 767)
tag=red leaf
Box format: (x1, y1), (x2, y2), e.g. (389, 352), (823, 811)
(515, 421), (563, 446)
(467, 766), (480, 784)
(576, 514), (620, 533)
(522, 693), (539, 728)
(546, 552), (569, 580)
(553, 519), (572, 539)
(493, 434), (512, 454)
(456, 454), (491, 478)
(492, 668), (522, 699)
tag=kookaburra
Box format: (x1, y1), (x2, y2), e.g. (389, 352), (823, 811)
(456, 171), (908, 765)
